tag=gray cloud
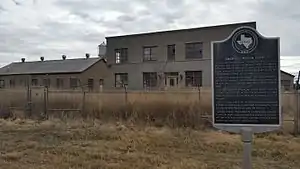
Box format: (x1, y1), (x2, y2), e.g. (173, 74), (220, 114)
(117, 15), (136, 22)
(56, 0), (137, 17)
(253, 0), (300, 56)
(0, 0), (299, 73)
(0, 5), (5, 12)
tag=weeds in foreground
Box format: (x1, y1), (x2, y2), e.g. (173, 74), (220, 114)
(0, 119), (299, 169)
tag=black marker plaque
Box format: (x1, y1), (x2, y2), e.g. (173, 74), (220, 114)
(212, 26), (280, 125)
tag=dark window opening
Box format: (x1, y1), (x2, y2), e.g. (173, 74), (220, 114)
(70, 78), (78, 89)
(143, 72), (158, 88)
(115, 73), (128, 88)
(56, 78), (64, 89)
(9, 79), (15, 88)
(31, 79), (38, 86)
(43, 78), (50, 88)
(88, 78), (94, 91)
(143, 46), (157, 61)
(185, 71), (202, 87)
(167, 44), (176, 61)
(0, 80), (5, 88)
(185, 42), (203, 59)
(99, 79), (104, 86)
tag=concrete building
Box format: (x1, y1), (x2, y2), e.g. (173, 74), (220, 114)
(0, 21), (294, 92)
(103, 21), (258, 90)
(0, 55), (109, 92)
(103, 21), (295, 91)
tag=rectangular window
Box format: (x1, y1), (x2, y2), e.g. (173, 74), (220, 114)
(143, 72), (158, 88)
(0, 80), (5, 88)
(31, 79), (38, 86)
(70, 78), (78, 89)
(185, 42), (203, 59)
(115, 73), (128, 88)
(43, 78), (50, 88)
(9, 79), (15, 88)
(115, 48), (128, 64)
(143, 46), (157, 61)
(99, 79), (104, 86)
(167, 44), (176, 61)
(56, 78), (64, 89)
(88, 78), (94, 91)
(185, 71), (202, 87)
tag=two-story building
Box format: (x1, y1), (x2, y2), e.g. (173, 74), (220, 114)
(103, 21), (257, 90)
(0, 21), (295, 92)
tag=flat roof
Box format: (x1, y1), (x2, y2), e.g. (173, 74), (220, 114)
(105, 21), (256, 39)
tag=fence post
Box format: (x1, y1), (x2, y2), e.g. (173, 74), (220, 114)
(26, 76), (32, 118)
(46, 86), (49, 119)
(43, 86), (48, 119)
(81, 90), (86, 117)
(197, 85), (201, 102)
(124, 84), (128, 104)
(297, 91), (300, 134)
(43, 87), (46, 117)
(294, 90), (299, 135)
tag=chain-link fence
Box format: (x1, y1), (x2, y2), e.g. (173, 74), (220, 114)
(0, 87), (299, 133)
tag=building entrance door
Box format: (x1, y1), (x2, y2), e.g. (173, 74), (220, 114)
(166, 76), (178, 88)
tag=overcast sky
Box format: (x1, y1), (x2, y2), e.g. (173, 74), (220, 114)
(0, 0), (299, 75)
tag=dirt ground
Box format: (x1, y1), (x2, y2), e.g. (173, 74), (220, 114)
(0, 119), (299, 169)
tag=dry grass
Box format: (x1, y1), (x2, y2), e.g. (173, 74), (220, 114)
(0, 88), (212, 127)
(0, 88), (297, 131)
(0, 119), (299, 169)
(0, 89), (299, 168)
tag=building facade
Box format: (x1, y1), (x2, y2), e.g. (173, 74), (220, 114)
(0, 21), (294, 92)
(281, 70), (295, 91)
(0, 55), (109, 92)
(104, 21), (258, 90)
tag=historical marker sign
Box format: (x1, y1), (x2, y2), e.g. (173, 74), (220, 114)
(212, 26), (281, 133)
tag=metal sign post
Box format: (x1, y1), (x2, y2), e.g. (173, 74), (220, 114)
(241, 127), (252, 169)
(211, 26), (281, 169)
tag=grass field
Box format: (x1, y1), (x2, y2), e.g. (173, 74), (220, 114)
(0, 119), (299, 169)
(0, 89), (299, 168)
